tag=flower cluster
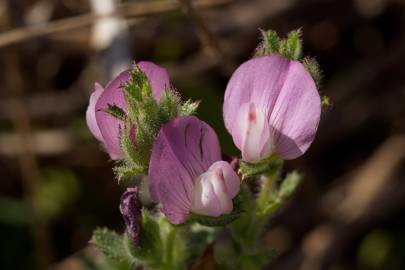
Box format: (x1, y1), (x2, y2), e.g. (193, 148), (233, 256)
(88, 29), (323, 270)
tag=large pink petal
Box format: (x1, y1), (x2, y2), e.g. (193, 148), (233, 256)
(148, 116), (221, 224)
(86, 83), (105, 142)
(138, 61), (170, 101)
(269, 60), (321, 159)
(95, 70), (130, 160)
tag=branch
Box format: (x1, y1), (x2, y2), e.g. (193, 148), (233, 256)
(0, 0), (232, 48)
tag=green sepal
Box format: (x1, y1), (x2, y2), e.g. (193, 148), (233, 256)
(179, 99), (200, 116)
(113, 164), (145, 183)
(190, 210), (241, 227)
(119, 121), (139, 167)
(239, 155), (283, 179)
(123, 66), (151, 101)
(285, 29), (302, 60)
(256, 29), (281, 56)
(302, 56), (323, 88)
(101, 104), (126, 121)
(90, 228), (136, 266)
(159, 89), (180, 123)
(321, 95), (331, 108)
(255, 29), (303, 60)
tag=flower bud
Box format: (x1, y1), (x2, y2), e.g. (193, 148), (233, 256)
(119, 187), (141, 246)
(86, 61), (170, 160)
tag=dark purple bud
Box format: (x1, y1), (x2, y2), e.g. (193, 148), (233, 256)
(119, 187), (141, 246)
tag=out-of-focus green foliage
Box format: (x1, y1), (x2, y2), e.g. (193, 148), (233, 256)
(35, 167), (80, 221)
(0, 197), (31, 226)
(357, 229), (400, 270)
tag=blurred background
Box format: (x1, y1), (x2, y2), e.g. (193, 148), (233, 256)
(0, 0), (405, 269)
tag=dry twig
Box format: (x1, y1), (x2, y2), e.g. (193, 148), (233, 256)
(0, 0), (231, 48)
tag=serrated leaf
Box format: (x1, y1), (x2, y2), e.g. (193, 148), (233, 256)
(91, 228), (135, 265)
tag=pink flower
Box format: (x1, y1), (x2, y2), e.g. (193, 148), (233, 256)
(223, 55), (321, 162)
(149, 116), (240, 224)
(86, 61), (170, 160)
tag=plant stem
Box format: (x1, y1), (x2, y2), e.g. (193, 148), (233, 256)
(257, 173), (274, 211)
(165, 224), (177, 268)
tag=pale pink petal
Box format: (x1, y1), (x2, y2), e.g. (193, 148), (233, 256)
(86, 83), (104, 142)
(191, 161), (240, 216)
(234, 102), (272, 163)
(208, 161), (240, 198)
(191, 175), (222, 217)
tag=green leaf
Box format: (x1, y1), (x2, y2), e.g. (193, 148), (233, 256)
(260, 171), (302, 216)
(90, 228), (135, 265)
(186, 224), (217, 263)
(102, 104), (126, 121)
(130, 211), (163, 266)
(278, 171), (302, 200)
(35, 167), (80, 221)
